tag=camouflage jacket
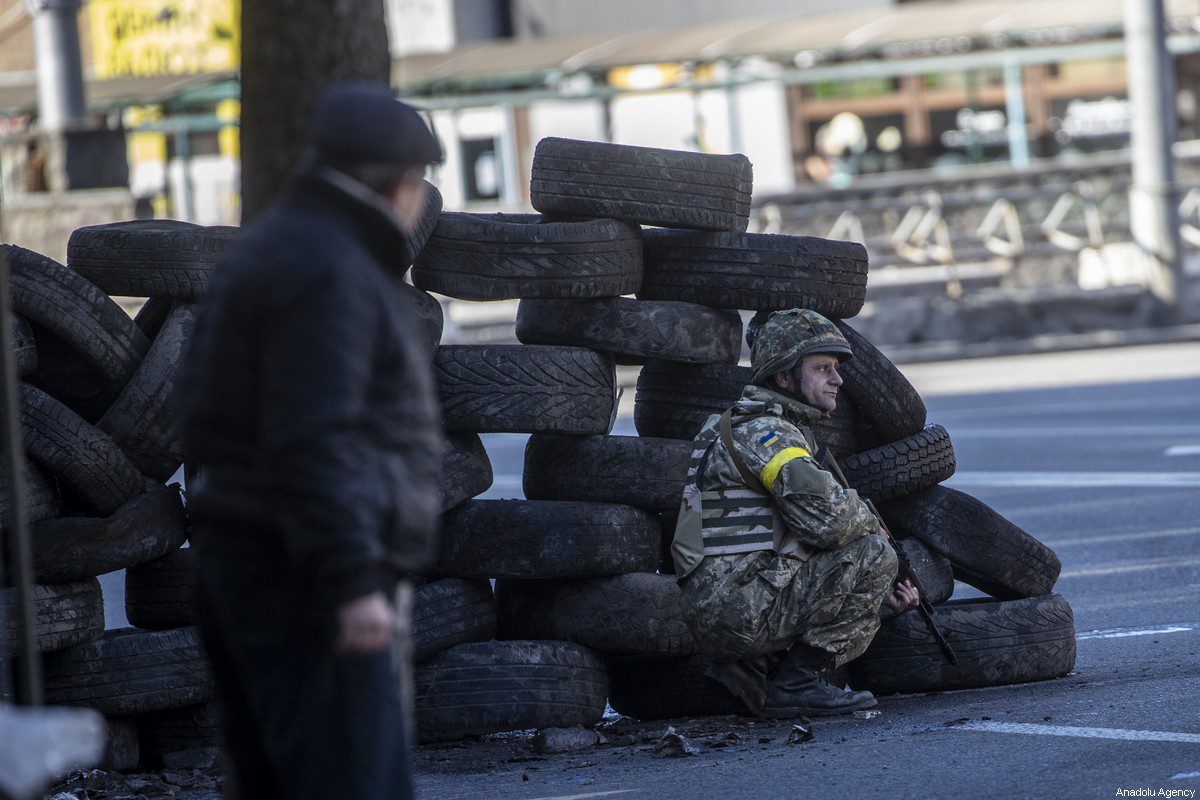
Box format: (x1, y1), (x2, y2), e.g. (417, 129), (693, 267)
(671, 384), (879, 578)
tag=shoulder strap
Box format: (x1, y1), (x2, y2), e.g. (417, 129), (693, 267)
(719, 409), (765, 492)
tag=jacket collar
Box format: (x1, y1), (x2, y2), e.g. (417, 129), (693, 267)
(282, 165), (413, 275)
(733, 383), (826, 429)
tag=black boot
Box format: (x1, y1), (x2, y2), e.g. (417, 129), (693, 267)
(763, 643), (877, 719)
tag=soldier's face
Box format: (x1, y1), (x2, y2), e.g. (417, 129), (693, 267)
(779, 354), (843, 412)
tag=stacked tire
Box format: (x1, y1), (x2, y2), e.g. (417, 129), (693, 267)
(2, 222), (236, 769)
(628, 234), (1072, 705)
(416, 136), (1072, 721)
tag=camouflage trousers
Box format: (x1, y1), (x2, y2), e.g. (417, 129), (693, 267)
(679, 533), (897, 668)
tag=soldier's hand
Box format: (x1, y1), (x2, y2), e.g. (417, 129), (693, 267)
(884, 579), (920, 614)
(336, 591), (395, 654)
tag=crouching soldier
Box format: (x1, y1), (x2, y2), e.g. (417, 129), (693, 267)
(672, 309), (920, 718)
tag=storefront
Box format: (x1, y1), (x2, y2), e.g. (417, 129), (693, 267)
(397, 0), (1200, 205)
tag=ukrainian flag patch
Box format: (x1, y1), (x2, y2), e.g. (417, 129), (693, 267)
(758, 432), (780, 448)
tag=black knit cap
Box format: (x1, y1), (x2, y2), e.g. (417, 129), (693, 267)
(310, 81), (442, 167)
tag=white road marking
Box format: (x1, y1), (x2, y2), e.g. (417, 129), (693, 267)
(949, 426), (1200, 438)
(1070, 585), (1200, 613)
(937, 395), (1200, 420)
(1043, 527), (1200, 547)
(1166, 445), (1200, 457)
(526, 792), (635, 800)
(1060, 556), (1200, 578)
(949, 471), (1200, 488)
(1171, 771), (1200, 781)
(1076, 623), (1196, 640)
(952, 721), (1200, 743)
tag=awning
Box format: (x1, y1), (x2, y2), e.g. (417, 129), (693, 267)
(395, 0), (1200, 92)
(0, 70), (237, 115)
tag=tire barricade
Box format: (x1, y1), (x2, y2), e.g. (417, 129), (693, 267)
(4, 136), (1072, 764)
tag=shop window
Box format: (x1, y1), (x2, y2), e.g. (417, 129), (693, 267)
(1048, 96), (1131, 154)
(165, 131), (221, 159)
(929, 105), (1010, 166)
(461, 137), (500, 201)
(804, 112), (907, 184)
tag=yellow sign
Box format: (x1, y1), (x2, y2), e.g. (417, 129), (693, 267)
(89, 0), (240, 79)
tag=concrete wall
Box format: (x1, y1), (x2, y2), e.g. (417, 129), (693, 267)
(2, 188), (134, 263)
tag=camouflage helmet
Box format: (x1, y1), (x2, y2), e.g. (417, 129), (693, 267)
(749, 309), (853, 385)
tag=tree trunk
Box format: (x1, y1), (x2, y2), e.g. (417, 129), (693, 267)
(240, 0), (391, 223)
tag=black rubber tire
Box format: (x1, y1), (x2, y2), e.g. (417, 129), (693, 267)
(12, 315), (37, 376)
(0, 579), (103, 654)
(815, 394), (884, 459)
(134, 296), (175, 339)
(7, 244), (151, 421)
(441, 433), (493, 511)
(435, 345), (617, 435)
(531, 137), (752, 231)
(881, 486), (1062, 600)
(495, 572), (693, 656)
(516, 297), (741, 366)
(400, 282), (443, 359)
(97, 303), (195, 481)
(0, 461), (62, 527)
(523, 433), (691, 512)
(639, 230), (868, 315)
(414, 640), (609, 741)
(102, 717), (141, 772)
(887, 537), (954, 618)
(403, 181), (442, 268)
(33, 484), (188, 584)
(633, 361), (749, 441)
(125, 547), (194, 631)
(413, 212), (642, 300)
(139, 701), (223, 766)
(437, 499), (660, 578)
(837, 424), (956, 503)
(20, 383), (148, 515)
(44, 626), (215, 715)
(834, 319), (926, 442)
(607, 655), (742, 720)
(849, 594), (1077, 694)
(66, 220), (237, 300)
(656, 510), (679, 576)
(413, 577), (497, 663)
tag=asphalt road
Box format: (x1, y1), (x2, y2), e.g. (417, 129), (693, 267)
(417, 341), (1200, 800)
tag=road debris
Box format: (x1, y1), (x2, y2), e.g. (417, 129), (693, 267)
(653, 726), (699, 757)
(533, 728), (602, 754)
(787, 721), (814, 745)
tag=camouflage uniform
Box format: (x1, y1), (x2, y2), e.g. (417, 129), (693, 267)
(671, 309), (897, 684)
(674, 385), (896, 666)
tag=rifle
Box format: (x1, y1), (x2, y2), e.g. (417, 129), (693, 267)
(818, 449), (958, 665)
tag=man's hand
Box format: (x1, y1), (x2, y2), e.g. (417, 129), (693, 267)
(335, 591), (395, 654)
(884, 579), (920, 614)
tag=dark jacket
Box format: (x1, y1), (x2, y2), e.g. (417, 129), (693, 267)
(181, 167), (442, 609)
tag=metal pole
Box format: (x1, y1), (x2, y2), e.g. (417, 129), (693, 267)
(175, 129), (195, 222)
(1124, 0), (1183, 315)
(1003, 56), (1030, 170)
(27, 0), (87, 132)
(724, 61), (744, 154)
(0, 245), (44, 706)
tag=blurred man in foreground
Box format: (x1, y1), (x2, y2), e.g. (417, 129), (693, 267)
(181, 83), (442, 800)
